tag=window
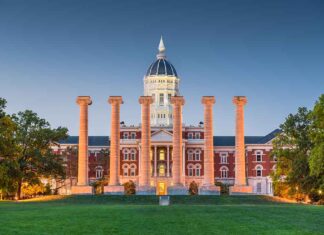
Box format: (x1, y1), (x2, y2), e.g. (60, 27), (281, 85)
(130, 149), (136, 161)
(194, 150), (201, 161)
(188, 164), (194, 176)
(220, 166), (229, 178)
(130, 164), (136, 176)
(152, 93), (156, 102)
(158, 164), (165, 176)
(256, 151), (263, 162)
(159, 149), (165, 160)
(131, 132), (136, 139)
(188, 133), (193, 139)
(256, 165), (263, 177)
(123, 132), (129, 139)
(195, 164), (201, 176)
(256, 182), (262, 193)
(194, 132), (200, 139)
(168, 94), (171, 102)
(123, 164), (129, 176)
(123, 153), (129, 161)
(159, 93), (164, 105)
(188, 150), (193, 161)
(220, 153), (228, 164)
(95, 166), (103, 179)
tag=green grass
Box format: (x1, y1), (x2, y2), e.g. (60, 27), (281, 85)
(0, 195), (323, 235)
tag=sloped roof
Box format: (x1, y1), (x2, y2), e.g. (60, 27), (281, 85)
(59, 129), (280, 147)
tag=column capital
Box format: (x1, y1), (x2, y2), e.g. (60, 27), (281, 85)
(201, 96), (216, 105)
(76, 96), (92, 106)
(233, 96), (247, 106)
(139, 96), (153, 105)
(171, 96), (185, 106)
(108, 96), (123, 105)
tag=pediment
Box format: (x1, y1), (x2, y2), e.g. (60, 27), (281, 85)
(151, 129), (173, 142)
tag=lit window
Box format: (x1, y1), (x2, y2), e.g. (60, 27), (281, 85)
(220, 153), (228, 164)
(220, 166), (228, 178)
(158, 164), (165, 176)
(159, 149), (165, 160)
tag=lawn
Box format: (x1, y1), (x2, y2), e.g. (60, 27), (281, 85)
(0, 195), (323, 235)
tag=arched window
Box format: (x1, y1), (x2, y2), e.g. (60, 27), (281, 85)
(255, 165), (263, 177)
(130, 149), (136, 161)
(194, 150), (201, 161)
(95, 166), (103, 179)
(188, 164), (194, 176)
(158, 164), (165, 176)
(122, 164), (129, 176)
(188, 150), (193, 161)
(159, 149), (165, 160)
(123, 149), (129, 161)
(220, 166), (229, 178)
(195, 164), (202, 176)
(130, 164), (136, 176)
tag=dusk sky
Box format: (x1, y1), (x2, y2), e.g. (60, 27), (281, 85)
(0, 0), (323, 136)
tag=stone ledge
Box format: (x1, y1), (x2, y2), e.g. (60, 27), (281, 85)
(229, 185), (253, 195)
(199, 185), (221, 195)
(71, 185), (93, 195)
(137, 186), (156, 195)
(168, 185), (188, 195)
(104, 185), (124, 195)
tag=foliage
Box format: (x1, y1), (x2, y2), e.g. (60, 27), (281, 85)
(91, 177), (108, 195)
(216, 182), (230, 195)
(0, 98), (68, 199)
(123, 180), (136, 195)
(271, 94), (324, 202)
(188, 181), (198, 195)
(21, 182), (46, 198)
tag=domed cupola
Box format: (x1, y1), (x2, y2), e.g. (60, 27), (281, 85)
(146, 37), (178, 77)
(143, 36), (180, 127)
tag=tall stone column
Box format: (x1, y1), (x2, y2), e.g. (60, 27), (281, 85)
(200, 96), (220, 195)
(138, 96), (155, 195)
(104, 96), (124, 195)
(230, 96), (252, 195)
(71, 96), (93, 195)
(168, 96), (187, 195)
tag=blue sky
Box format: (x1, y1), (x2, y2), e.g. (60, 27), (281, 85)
(0, 0), (323, 136)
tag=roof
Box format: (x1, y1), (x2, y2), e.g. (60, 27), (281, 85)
(59, 129), (280, 147)
(146, 58), (178, 77)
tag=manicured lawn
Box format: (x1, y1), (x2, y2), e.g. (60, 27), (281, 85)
(0, 196), (323, 235)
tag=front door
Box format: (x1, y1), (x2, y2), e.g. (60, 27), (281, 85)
(158, 182), (167, 195)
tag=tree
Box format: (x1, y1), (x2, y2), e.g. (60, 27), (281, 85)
(10, 110), (68, 199)
(272, 95), (324, 201)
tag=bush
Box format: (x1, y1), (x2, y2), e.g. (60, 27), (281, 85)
(215, 182), (230, 195)
(123, 180), (136, 195)
(189, 181), (198, 195)
(91, 177), (108, 195)
(21, 183), (45, 198)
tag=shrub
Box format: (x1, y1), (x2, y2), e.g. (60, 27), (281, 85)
(91, 177), (108, 195)
(189, 181), (198, 195)
(215, 182), (229, 195)
(123, 180), (136, 195)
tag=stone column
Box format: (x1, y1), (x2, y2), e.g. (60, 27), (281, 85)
(199, 96), (220, 195)
(154, 146), (157, 177)
(169, 96), (187, 194)
(104, 96), (124, 195)
(230, 96), (252, 195)
(138, 96), (155, 194)
(71, 96), (93, 195)
(167, 146), (170, 177)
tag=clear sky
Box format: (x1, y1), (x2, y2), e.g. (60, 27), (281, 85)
(0, 0), (323, 136)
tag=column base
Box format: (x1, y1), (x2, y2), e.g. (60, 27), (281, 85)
(229, 185), (253, 195)
(71, 185), (93, 195)
(168, 185), (188, 195)
(199, 185), (221, 195)
(137, 186), (156, 195)
(104, 185), (124, 195)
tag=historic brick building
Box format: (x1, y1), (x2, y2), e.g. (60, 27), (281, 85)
(56, 38), (278, 195)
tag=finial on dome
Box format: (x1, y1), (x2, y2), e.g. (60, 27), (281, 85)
(157, 36), (166, 59)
